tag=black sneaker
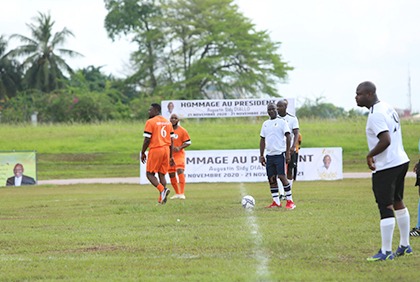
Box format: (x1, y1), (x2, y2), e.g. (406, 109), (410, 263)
(409, 227), (420, 237)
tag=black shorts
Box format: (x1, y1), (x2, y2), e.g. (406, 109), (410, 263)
(372, 162), (409, 206)
(265, 154), (286, 178)
(288, 152), (298, 171)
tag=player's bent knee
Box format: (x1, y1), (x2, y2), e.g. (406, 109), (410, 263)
(268, 175), (277, 184)
(379, 204), (394, 219)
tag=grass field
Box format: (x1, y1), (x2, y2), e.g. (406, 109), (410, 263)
(1, 119), (419, 280)
(1, 179), (419, 281)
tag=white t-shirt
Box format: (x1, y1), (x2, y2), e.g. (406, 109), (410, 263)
(366, 101), (409, 171)
(260, 117), (290, 155)
(279, 113), (299, 148)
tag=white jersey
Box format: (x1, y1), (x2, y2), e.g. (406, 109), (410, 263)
(366, 101), (409, 171)
(260, 117), (290, 155)
(279, 113), (299, 148)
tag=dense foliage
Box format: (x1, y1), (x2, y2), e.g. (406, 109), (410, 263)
(0, 36), (22, 99)
(0, 1), (360, 123)
(296, 97), (365, 119)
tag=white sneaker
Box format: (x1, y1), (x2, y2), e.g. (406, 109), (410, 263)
(160, 188), (170, 204)
(170, 194), (181, 199)
(179, 194), (186, 200)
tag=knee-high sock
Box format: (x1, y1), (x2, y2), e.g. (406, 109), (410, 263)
(380, 217), (395, 253)
(156, 183), (164, 192)
(283, 183), (292, 201)
(170, 176), (179, 194)
(395, 208), (410, 247)
(178, 173), (186, 194)
(417, 198), (420, 228)
(270, 187), (281, 205)
(277, 179), (284, 195)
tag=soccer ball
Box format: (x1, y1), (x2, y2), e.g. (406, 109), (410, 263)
(241, 195), (255, 209)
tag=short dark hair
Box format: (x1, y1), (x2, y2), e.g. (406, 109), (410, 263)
(14, 163), (24, 170)
(151, 103), (161, 113)
(358, 81), (376, 94)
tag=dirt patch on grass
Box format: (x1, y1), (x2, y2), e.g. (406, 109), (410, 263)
(48, 245), (139, 254)
(40, 153), (105, 162)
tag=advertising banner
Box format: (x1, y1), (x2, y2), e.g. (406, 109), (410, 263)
(140, 148), (342, 184)
(0, 151), (37, 187)
(161, 98), (295, 119)
(296, 147), (343, 181)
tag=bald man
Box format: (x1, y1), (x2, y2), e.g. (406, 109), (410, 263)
(356, 81), (412, 261)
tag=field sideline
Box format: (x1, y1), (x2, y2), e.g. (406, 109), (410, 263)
(35, 172), (417, 185)
(1, 179), (419, 281)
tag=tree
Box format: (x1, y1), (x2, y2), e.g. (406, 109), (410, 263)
(104, 0), (165, 98)
(163, 0), (292, 100)
(0, 36), (22, 99)
(70, 66), (111, 92)
(296, 97), (348, 119)
(104, 0), (292, 100)
(7, 12), (82, 93)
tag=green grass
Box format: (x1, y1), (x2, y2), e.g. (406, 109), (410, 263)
(0, 180), (419, 281)
(0, 118), (419, 180)
(1, 119), (419, 280)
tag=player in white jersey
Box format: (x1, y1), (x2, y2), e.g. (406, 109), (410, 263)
(355, 81), (412, 261)
(277, 99), (300, 204)
(259, 103), (294, 209)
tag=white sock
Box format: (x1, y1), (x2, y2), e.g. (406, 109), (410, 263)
(380, 217), (395, 253)
(283, 183), (292, 201)
(277, 179), (285, 195)
(289, 179), (293, 188)
(395, 208), (410, 247)
(270, 187), (281, 205)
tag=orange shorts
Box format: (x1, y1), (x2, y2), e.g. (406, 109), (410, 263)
(168, 151), (185, 173)
(146, 146), (170, 174)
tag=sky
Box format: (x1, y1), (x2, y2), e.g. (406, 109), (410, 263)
(1, 0), (419, 112)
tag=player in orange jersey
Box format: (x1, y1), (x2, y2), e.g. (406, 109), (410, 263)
(168, 114), (191, 200)
(141, 103), (175, 204)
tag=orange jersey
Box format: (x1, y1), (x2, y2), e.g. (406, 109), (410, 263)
(173, 125), (191, 156)
(169, 125), (191, 171)
(143, 115), (174, 149)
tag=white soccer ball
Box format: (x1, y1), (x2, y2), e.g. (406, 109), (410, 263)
(241, 195), (255, 209)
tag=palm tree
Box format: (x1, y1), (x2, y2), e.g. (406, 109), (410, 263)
(0, 35), (22, 99)
(8, 12), (82, 92)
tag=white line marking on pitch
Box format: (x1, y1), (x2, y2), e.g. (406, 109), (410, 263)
(239, 183), (270, 280)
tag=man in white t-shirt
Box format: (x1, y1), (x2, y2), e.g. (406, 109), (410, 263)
(277, 99), (300, 200)
(355, 81), (412, 261)
(259, 103), (294, 209)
